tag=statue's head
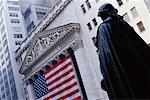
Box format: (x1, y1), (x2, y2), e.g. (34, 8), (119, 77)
(98, 3), (118, 21)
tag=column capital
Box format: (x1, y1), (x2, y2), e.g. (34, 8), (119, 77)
(26, 78), (33, 85)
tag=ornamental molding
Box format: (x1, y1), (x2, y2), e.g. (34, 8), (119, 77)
(25, 38), (82, 79)
(15, 0), (73, 60)
(20, 23), (80, 74)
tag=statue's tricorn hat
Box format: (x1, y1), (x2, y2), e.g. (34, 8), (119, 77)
(98, 3), (116, 17)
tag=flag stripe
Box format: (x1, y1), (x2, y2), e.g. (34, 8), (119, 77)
(50, 82), (78, 98)
(62, 92), (81, 100)
(45, 62), (72, 80)
(46, 64), (73, 84)
(49, 75), (75, 92)
(47, 68), (74, 86)
(58, 89), (80, 100)
(45, 56), (70, 74)
(47, 77), (77, 96)
(47, 72), (75, 90)
(44, 85), (79, 100)
(45, 58), (72, 78)
(45, 82), (78, 99)
(69, 93), (81, 100)
(73, 96), (81, 100)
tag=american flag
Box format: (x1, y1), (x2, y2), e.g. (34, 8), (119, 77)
(33, 75), (49, 99)
(33, 56), (83, 100)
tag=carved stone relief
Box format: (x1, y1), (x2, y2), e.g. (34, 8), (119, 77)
(20, 23), (80, 74)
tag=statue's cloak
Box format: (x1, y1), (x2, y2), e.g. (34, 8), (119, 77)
(97, 16), (150, 99)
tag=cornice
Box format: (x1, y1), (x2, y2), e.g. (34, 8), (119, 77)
(15, 0), (73, 60)
(24, 38), (82, 80)
(20, 23), (80, 74)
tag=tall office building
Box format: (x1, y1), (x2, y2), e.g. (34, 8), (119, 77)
(19, 0), (52, 33)
(15, 0), (150, 100)
(0, 0), (26, 99)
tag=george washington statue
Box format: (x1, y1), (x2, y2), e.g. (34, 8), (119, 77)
(96, 3), (150, 99)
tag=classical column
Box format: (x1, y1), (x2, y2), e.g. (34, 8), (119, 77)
(26, 79), (35, 100)
(67, 47), (103, 99)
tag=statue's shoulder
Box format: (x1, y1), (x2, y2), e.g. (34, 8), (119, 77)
(98, 21), (111, 31)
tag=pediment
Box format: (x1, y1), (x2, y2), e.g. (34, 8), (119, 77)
(20, 23), (80, 74)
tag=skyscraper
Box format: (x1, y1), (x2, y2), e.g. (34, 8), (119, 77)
(19, 0), (51, 34)
(0, 0), (26, 99)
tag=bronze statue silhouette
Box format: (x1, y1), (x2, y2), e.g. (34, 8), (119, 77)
(96, 3), (150, 99)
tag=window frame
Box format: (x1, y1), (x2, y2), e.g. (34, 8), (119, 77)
(137, 21), (145, 32)
(92, 18), (98, 26)
(81, 4), (86, 14)
(86, 0), (91, 9)
(87, 22), (92, 30)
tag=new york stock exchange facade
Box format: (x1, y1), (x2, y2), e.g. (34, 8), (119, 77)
(15, 0), (108, 99)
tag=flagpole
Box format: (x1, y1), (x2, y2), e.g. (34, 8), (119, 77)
(67, 47), (88, 100)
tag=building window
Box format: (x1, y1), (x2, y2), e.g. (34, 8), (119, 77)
(0, 53), (3, 60)
(27, 21), (35, 33)
(11, 19), (20, 23)
(12, 27), (21, 32)
(2, 68), (6, 74)
(81, 4), (86, 14)
(92, 18), (98, 26)
(24, 87), (28, 94)
(2, 33), (6, 41)
(11, 83), (18, 100)
(130, 7), (139, 18)
(1, 61), (5, 66)
(3, 39), (8, 47)
(87, 22), (92, 30)
(0, 78), (3, 85)
(7, 95), (11, 100)
(14, 34), (23, 38)
(36, 11), (46, 20)
(92, 37), (97, 46)
(8, 7), (20, 11)
(137, 21), (145, 32)
(9, 76), (14, 84)
(1, 85), (4, 92)
(4, 46), (9, 54)
(8, 68), (13, 77)
(24, 8), (31, 20)
(6, 53), (10, 62)
(10, 13), (18, 17)
(4, 80), (9, 88)
(116, 0), (123, 6)
(123, 13), (130, 22)
(7, 61), (11, 69)
(86, 0), (91, 9)
(7, 1), (19, 5)
(35, 7), (48, 12)
(0, 47), (2, 52)
(15, 41), (21, 45)
(2, 92), (5, 99)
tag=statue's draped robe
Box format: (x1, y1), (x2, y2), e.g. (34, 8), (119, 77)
(97, 16), (150, 99)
